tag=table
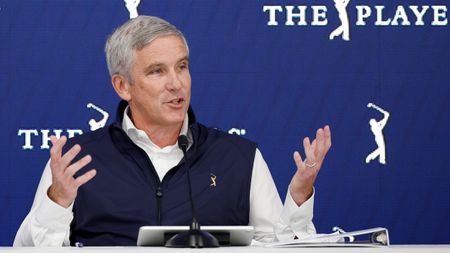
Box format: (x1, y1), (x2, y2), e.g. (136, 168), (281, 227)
(1, 245), (450, 253)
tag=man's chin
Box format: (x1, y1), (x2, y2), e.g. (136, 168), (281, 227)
(164, 114), (187, 126)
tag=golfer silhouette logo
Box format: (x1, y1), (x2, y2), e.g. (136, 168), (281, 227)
(124, 0), (141, 19)
(365, 103), (390, 165)
(329, 0), (351, 41)
(210, 173), (217, 187)
(87, 103), (110, 131)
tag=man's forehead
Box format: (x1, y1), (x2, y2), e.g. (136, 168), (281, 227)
(140, 35), (187, 53)
(133, 35), (188, 64)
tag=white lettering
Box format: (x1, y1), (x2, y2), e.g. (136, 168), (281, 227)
(285, 6), (307, 26)
(409, 6), (429, 25)
(375, 6), (392, 26)
(228, 128), (246, 136)
(263, 5), (283, 26)
(17, 129), (38, 150)
(265, 4), (448, 27)
(67, 129), (84, 138)
(432, 6), (448, 26)
(40, 129), (63, 149)
(356, 6), (372, 26)
(391, 6), (411, 26)
(18, 129), (84, 150)
(311, 6), (328, 26)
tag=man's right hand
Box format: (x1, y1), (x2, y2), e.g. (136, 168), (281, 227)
(47, 136), (97, 208)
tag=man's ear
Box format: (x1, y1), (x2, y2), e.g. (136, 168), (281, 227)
(111, 74), (131, 101)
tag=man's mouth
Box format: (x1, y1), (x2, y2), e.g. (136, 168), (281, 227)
(165, 97), (185, 107)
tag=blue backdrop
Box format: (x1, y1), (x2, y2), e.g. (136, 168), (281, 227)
(1, 0), (449, 245)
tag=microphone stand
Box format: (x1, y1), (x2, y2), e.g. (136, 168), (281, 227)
(165, 135), (219, 248)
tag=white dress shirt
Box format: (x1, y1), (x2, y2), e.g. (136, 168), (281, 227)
(13, 108), (316, 246)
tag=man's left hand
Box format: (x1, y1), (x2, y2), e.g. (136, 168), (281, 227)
(289, 125), (331, 206)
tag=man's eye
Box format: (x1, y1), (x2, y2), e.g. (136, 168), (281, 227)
(179, 63), (188, 70)
(149, 68), (162, 75)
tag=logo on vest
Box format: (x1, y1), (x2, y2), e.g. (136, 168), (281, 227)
(210, 173), (217, 187)
(366, 103), (390, 165)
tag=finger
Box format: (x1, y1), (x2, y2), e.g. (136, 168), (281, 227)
(303, 137), (311, 153)
(65, 155), (92, 178)
(316, 128), (325, 159)
(49, 136), (67, 175)
(293, 151), (304, 171)
(74, 169), (97, 188)
(311, 139), (318, 160)
(324, 125), (332, 150)
(303, 137), (315, 162)
(50, 135), (57, 146)
(59, 144), (82, 169)
(50, 136), (67, 161)
(311, 139), (317, 158)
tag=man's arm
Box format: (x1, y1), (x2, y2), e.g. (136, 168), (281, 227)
(249, 125), (331, 243)
(249, 149), (315, 243)
(289, 126), (331, 206)
(14, 136), (96, 246)
(13, 161), (73, 246)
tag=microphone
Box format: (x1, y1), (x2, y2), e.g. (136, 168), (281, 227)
(178, 134), (189, 151)
(165, 135), (219, 248)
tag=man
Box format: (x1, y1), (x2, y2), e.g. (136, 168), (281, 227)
(14, 16), (331, 246)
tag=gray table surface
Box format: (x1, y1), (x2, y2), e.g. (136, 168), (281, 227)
(1, 245), (450, 253)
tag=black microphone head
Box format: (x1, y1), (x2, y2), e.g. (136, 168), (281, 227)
(178, 135), (189, 152)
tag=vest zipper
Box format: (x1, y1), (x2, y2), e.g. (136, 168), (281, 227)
(155, 186), (163, 225)
(133, 145), (164, 225)
(119, 125), (196, 226)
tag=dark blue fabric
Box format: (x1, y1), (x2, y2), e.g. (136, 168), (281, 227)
(4, 1), (449, 245)
(63, 104), (256, 246)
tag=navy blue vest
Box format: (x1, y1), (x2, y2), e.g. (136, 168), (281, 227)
(64, 105), (256, 246)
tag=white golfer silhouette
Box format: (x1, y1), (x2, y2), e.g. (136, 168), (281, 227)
(329, 0), (350, 41)
(366, 103), (390, 165)
(87, 103), (110, 131)
(124, 0), (141, 19)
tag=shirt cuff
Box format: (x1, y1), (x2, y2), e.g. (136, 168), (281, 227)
(280, 188), (315, 234)
(34, 190), (74, 230)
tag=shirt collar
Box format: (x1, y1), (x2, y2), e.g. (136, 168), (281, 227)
(121, 105), (189, 150)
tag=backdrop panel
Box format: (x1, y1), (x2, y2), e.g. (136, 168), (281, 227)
(1, 0), (449, 245)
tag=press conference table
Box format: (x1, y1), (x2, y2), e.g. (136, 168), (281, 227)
(1, 245), (449, 253)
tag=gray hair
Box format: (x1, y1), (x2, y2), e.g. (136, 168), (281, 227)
(105, 15), (188, 82)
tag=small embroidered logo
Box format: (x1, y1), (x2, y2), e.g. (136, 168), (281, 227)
(210, 173), (217, 187)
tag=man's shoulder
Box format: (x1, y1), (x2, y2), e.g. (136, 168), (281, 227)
(196, 123), (257, 150)
(194, 124), (257, 170)
(64, 125), (112, 149)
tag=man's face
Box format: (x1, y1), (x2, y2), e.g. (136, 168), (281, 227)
(127, 35), (191, 129)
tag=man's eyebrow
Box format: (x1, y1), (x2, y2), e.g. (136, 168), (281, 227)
(143, 56), (190, 72)
(143, 63), (163, 73)
(178, 56), (189, 63)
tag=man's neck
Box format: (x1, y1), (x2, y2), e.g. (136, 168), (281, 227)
(142, 123), (182, 148)
(131, 117), (182, 148)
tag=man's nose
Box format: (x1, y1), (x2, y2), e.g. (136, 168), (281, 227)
(166, 70), (182, 91)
